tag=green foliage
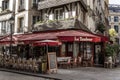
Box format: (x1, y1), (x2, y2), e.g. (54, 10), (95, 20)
(112, 44), (120, 55)
(97, 23), (106, 33)
(105, 44), (114, 57)
(105, 43), (120, 57)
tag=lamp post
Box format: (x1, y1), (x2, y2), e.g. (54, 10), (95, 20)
(9, 16), (14, 57)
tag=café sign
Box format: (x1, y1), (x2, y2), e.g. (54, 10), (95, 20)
(74, 37), (93, 42)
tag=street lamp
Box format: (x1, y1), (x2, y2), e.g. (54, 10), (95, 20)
(9, 15), (14, 57)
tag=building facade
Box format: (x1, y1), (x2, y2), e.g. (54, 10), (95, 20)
(0, 0), (15, 35)
(109, 4), (120, 44)
(0, 0), (41, 35)
(0, 0), (109, 36)
(0, 0), (109, 69)
(14, 0), (41, 34)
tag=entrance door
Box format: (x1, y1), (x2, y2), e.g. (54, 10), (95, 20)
(94, 44), (102, 65)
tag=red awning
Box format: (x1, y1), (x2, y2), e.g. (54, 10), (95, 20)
(21, 30), (101, 42)
(0, 30), (102, 44)
(97, 35), (109, 42)
(57, 30), (101, 42)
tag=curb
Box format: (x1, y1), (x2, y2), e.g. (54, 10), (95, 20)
(0, 68), (61, 80)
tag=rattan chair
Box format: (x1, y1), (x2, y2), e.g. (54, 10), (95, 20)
(77, 57), (82, 67)
(32, 58), (39, 72)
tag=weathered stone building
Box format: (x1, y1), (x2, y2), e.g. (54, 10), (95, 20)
(109, 4), (120, 44)
(0, 0), (109, 66)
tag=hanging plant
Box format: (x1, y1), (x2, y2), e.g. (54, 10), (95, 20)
(96, 22), (106, 33)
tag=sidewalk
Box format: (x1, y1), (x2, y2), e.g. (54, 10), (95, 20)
(0, 68), (61, 80)
(1, 67), (120, 80)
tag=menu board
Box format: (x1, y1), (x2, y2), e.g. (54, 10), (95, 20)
(48, 52), (57, 73)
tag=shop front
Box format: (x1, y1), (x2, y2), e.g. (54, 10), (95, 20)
(0, 30), (108, 72)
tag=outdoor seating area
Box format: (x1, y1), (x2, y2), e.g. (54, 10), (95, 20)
(0, 54), (47, 73)
(57, 56), (93, 69)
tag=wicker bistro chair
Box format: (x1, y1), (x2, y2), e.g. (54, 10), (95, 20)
(16, 58), (22, 70)
(16, 58), (19, 69)
(0, 57), (4, 67)
(87, 56), (93, 67)
(12, 57), (17, 69)
(23, 58), (27, 70)
(77, 57), (82, 67)
(71, 58), (77, 68)
(19, 58), (22, 70)
(29, 58), (33, 71)
(21, 58), (26, 70)
(82, 58), (88, 67)
(8, 58), (13, 68)
(0, 55), (2, 67)
(4, 57), (9, 68)
(104, 57), (113, 68)
(32, 59), (39, 72)
(0, 56), (4, 67)
(26, 60), (30, 71)
(26, 58), (33, 71)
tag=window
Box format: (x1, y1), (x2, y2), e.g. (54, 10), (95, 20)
(33, 0), (41, 3)
(2, 0), (9, 11)
(32, 16), (40, 24)
(32, 0), (40, 7)
(81, 10), (86, 23)
(1, 22), (6, 33)
(108, 16), (111, 22)
(1, 21), (10, 34)
(114, 16), (119, 22)
(18, 17), (24, 33)
(19, 0), (25, 10)
(114, 25), (119, 33)
(55, 8), (63, 20)
(20, 0), (24, 6)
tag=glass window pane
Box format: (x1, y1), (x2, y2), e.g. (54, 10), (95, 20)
(114, 25), (119, 32)
(114, 16), (119, 22)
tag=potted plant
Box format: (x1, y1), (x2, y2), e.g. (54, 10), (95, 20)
(105, 43), (120, 67)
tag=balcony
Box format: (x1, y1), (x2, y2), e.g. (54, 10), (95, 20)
(38, 0), (87, 11)
(33, 18), (90, 32)
(0, 9), (12, 15)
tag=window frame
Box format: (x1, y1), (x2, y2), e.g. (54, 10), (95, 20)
(114, 25), (119, 33)
(54, 8), (64, 20)
(32, 16), (41, 25)
(18, 17), (24, 33)
(2, 0), (9, 11)
(114, 16), (119, 22)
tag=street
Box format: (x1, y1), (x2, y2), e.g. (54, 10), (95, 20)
(1, 67), (120, 80)
(48, 67), (120, 80)
(0, 71), (52, 80)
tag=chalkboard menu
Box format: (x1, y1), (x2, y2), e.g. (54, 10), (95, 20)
(48, 52), (57, 73)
